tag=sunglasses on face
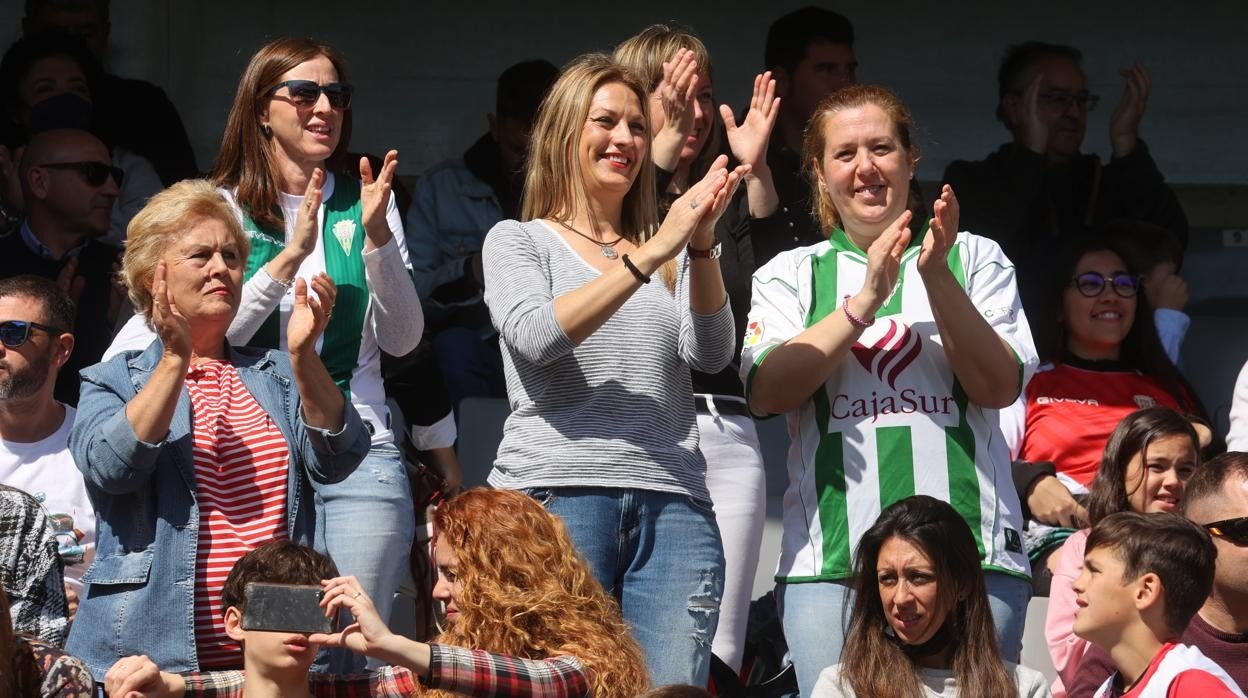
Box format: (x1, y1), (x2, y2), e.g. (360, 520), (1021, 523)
(0, 320), (66, 348)
(1205, 516), (1248, 547)
(1071, 271), (1140, 298)
(267, 80), (353, 109)
(37, 161), (124, 187)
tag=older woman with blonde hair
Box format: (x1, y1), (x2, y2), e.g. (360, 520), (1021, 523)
(66, 179), (369, 679)
(482, 52), (747, 685)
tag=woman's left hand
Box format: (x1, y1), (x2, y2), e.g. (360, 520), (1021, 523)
(360, 150), (399, 248)
(310, 575), (397, 657)
(691, 155), (750, 248)
(721, 71), (779, 171)
(917, 184), (959, 277)
(287, 273), (336, 357)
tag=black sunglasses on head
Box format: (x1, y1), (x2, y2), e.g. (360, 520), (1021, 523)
(1204, 516), (1248, 547)
(267, 80), (353, 109)
(37, 161), (124, 187)
(0, 320), (66, 348)
(1071, 271), (1139, 298)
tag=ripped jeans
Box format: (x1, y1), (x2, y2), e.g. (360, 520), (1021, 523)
(315, 443), (415, 672)
(527, 487), (725, 686)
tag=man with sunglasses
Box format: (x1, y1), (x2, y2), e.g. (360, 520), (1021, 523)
(0, 127), (123, 406)
(943, 41), (1187, 353)
(1066, 452), (1248, 696)
(0, 275), (94, 623)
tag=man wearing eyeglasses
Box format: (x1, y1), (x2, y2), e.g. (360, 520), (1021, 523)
(0, 128), (123, 406)
(943, 42), (1187, 358)
(1066, 452), (1248, 696)
(0, 275), (94, 627)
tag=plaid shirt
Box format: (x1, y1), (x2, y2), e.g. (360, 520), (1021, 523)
(182, 643), (590, 697)
(0, 485), (68, 645)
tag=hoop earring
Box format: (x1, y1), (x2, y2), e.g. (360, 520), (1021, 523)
(261, 123), (273, 138)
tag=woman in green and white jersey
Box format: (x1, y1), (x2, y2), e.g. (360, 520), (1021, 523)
(741, 85), (1038, 697)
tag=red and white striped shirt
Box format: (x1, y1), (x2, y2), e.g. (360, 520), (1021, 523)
(185, 359), (291, 669)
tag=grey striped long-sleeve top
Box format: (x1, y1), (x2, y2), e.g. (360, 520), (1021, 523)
(481, 219), (735, 501)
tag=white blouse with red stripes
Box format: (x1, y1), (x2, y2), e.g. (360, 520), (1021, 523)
(184, 359), (291, 669)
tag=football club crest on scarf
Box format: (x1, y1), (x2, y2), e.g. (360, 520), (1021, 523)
(850, 319), (923, 390)
(333, 219), (357, 256)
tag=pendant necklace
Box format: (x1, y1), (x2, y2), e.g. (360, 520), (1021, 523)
(561, 222), (623, 260)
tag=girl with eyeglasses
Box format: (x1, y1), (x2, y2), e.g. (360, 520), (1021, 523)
(1017, 238), (1205, 566)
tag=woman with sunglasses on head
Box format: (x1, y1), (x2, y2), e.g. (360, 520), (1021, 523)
(811, 495), (1050, 698)
(612, 24), (779, 674)
(1042, 407), (1201, 697)
(482, 53), (745, 686)
(1017, 237), (1204, 556)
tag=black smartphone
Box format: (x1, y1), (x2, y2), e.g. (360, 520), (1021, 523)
(241, 583), (336, 634)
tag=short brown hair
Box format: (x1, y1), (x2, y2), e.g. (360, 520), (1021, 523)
(1183, 452), (1248, 517)
(219, 540), (337, 614)
(802, 85), (919, 234)
(121, 179), (248, 319)
(1086, 512), (1216, 636)
(0, 275), (75, 332)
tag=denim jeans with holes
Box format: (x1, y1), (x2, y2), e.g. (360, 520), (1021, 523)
(527, 487), (726, 686)
(315, 443), (415, 672)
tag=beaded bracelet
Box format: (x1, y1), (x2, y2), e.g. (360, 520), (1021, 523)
(842, 294), (874, 329)
(622, 254), (651, 284)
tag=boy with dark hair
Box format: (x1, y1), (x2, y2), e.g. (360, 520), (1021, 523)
(1072, 512), (1244, 697)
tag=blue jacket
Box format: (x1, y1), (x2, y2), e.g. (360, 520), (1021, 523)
(65, 341), (369, 678)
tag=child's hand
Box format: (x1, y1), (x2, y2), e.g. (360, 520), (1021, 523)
(103, 655), (187, 698)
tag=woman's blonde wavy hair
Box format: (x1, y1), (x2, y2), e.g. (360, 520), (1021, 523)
(429, 489), (649, 698)
(522, 53), (675, 289)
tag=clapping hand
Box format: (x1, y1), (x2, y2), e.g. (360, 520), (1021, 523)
(917, 185), (960, 277)
(290, 168), (325, 259)
(1018, 76), (1049, 156)
(150, 261), (192, 361)
(721, 71), (779, 171)
(859, 209), (912, 312)
(691, 155), (750, 248)
(287, 273), (336, 358)
(360, 150), (399, 248)
(651, 155), (747, 259)
(651, 48), (701, 172)
(1110, 62), (1150, 159)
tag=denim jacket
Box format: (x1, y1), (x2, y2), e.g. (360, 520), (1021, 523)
(65, 340), (369, 678)
(405, 156), (502, 321)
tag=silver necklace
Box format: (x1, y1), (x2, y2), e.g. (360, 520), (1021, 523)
(562, 222), (623, 260)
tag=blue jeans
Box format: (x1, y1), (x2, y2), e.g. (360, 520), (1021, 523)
(778, 572), (1030, 697)
(528, 487), (725, 687)
(315, 443), (415, 671)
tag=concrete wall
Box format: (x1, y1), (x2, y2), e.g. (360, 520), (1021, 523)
(4, 0), (1245, 183)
